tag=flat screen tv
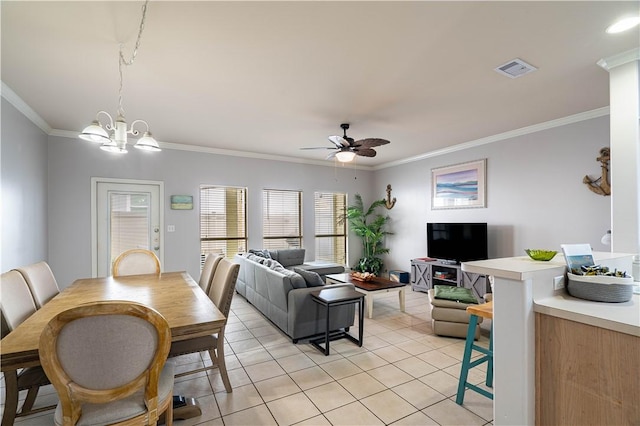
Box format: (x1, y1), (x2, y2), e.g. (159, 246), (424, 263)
(427, 222), (488, 263)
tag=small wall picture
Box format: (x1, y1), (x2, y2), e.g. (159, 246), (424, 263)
(432, 159), (486, 209)
(171, 195), (193, 210)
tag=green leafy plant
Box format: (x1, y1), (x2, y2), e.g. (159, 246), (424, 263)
(342, 194), (392, 275)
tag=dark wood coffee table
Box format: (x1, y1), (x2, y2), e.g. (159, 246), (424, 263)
(325, 273), (407, 318)
(309, 287), (365, 355)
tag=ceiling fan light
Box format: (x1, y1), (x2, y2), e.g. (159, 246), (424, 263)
(335, 151), (356, 162)
(134, 132), (161, 151)
(606, 16), (640, 33)
(79, 121), (110, 143)
(100, 141), (127, 154)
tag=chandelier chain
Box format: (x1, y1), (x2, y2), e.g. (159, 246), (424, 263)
(117, 0), (150, 118)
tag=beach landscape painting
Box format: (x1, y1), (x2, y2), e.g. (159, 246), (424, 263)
(432, 159), (486, 209)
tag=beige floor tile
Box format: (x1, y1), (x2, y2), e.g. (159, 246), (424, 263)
(173, 375), (215, 399)
(418, 350), (459, 369)
(224, 329), (255, 342)
(289, 366), (334, 391)
(320, 358), (362, 380)
(366, 364), (414, 388)
(244, 360), (286, 383)
(222, 404), (277, 425)
(422, 398), (487, 426)
(347, 351), (389, 371)
(324, 401), (384, 426)
(293, 414), (331, 425)
(361, 335), (392, 351)
(208, 367), (252, 393)
(361, 389), (418, 424)
(277, 353), (316, 373)
(395, 339), (434, 356)
(419, 370), (460, 397)
(372, 345), (412, 363)
(174, 394), (221, 426)
(394, 356), (438, 378)
(254, 375), (302, 402)
(267, 343), (303, 359)
(338, 372), (386, 400)
(236, 347), (274, 366)
(457, 384), (494, 421)
(251, 324), (281, 338)
(377, 330), (413, 345)
(257, 333), (291, 348)
(392, 379), (448, 410)
(214, 383), (263, 416)
(390, 410), (440, 425)
(224, 322), (249, 333)
(300, 346), (345, 364)
(229, 337), (263, 353)
(266, 392), (321, 425)
(304, 381), (356, 412)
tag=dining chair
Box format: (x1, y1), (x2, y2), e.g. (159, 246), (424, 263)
(112, 248), (161, 277)
(39, 301), (174, 426)
(169, 258), (240, 392)
(15, 261), (60, 309)
(0, 270), (54, 425)
(199, 253), (223, 294)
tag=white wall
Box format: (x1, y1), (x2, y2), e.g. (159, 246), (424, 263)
(376, 116), (612, 274)
(1, 99), (48, 271)
(46, 136), (373, 288)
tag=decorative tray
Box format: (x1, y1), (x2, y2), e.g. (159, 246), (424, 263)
(351, 272), (375, 282)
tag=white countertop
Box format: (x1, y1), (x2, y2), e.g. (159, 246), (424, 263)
(534, 293), (640, 337)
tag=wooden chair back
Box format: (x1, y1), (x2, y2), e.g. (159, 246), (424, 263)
(39, 301), (171, 425)
(112, 249), (161, 277)
(15, 261), (60, 309)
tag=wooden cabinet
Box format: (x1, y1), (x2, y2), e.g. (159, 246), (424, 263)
(410, 259), (489, 300)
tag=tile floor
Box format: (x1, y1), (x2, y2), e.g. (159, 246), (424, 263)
(2, 287), (493, 425)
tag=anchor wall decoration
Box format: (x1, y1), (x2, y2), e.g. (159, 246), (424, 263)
(583, 147), (611, 196)
(385, 184), (396, 209)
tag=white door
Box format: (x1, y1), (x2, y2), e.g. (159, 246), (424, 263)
(92, 178), (164, 277)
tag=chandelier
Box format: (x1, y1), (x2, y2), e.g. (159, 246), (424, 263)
(79, 1), (160, 154)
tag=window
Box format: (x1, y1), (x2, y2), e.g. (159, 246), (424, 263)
(314, 192), (347, 264)
(200, 185), (247, 263)
(263, 189), (302, 249)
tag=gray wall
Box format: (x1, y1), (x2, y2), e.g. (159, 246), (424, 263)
(1, 99), (49, 271)
(375, 116), (611, 273)
(47, 136), (373, 288)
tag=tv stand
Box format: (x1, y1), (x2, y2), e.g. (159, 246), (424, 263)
(439, 259), (457, 265)
(410, 259), (488, 301)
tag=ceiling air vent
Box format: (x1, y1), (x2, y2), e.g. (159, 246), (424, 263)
(494, 58), (537, 79)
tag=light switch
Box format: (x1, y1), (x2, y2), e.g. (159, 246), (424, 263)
(167, 225), (176, 232)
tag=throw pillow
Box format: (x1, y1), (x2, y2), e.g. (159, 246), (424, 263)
(280, 269), (306, 289)
(433, 285), (478, 304)
(293, 267), (324, 287)
(249, 249), (272, 259)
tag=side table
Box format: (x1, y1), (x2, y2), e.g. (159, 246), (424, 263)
(310, 287), (364, 355)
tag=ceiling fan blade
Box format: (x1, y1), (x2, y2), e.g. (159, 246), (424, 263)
(326, 151), (337, 160)
(354, 148), (377, 157)
(328, 135), (349, 148)
(300, 147), (336, 150)
(355, 138), (390, 148)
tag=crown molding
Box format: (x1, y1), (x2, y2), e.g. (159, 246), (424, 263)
(597, 48), (640, 71)
(374, 107), (611, 170)
(1, 81), (51, 134)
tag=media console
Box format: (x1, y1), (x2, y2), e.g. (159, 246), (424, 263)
(410, 258), (489, 301)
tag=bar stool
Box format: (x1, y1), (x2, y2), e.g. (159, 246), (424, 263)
(456, 300), (493, 405)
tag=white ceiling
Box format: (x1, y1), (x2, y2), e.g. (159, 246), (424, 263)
(2, 1), (639, 167)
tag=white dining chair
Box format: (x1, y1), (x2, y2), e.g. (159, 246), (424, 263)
(39, 301), (174, 426)
(15, 261), (60, 309)
(112, 248), (161, 277)
(0, 270), (54, 424)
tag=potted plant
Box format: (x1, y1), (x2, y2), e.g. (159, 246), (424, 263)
(342, 194), (392, 276)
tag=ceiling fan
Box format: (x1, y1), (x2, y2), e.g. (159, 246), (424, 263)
(302, 123), (390, 162)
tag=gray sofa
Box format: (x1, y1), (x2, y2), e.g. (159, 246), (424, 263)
(234, 250), (353, 342)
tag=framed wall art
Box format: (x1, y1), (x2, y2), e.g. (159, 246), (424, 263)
(170, 195), (193, 210)
(431, 159), (486, 209)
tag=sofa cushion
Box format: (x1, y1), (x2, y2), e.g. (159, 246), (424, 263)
(249, 249), (271, 259)
(278, 267), (306, 289)
(293, 268), (324, 287)
(294, 262), (345, 276)
(269, 249), (305, 267)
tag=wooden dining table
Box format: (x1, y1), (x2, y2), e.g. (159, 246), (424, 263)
(1, 271), (226, 424)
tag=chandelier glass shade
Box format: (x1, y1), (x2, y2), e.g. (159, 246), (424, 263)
(335, 150), (356, 162)
(78, 0), (160, 154)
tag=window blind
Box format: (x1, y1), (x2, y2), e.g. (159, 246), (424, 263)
(200, 185), (247, 264)
(314, 192), (346, 264)
(262, 189), (302, 249)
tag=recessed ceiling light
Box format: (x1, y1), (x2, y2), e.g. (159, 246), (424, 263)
(606, 16), (640, 34)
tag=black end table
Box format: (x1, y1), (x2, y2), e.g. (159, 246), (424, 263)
(310, 286), (365, 355)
